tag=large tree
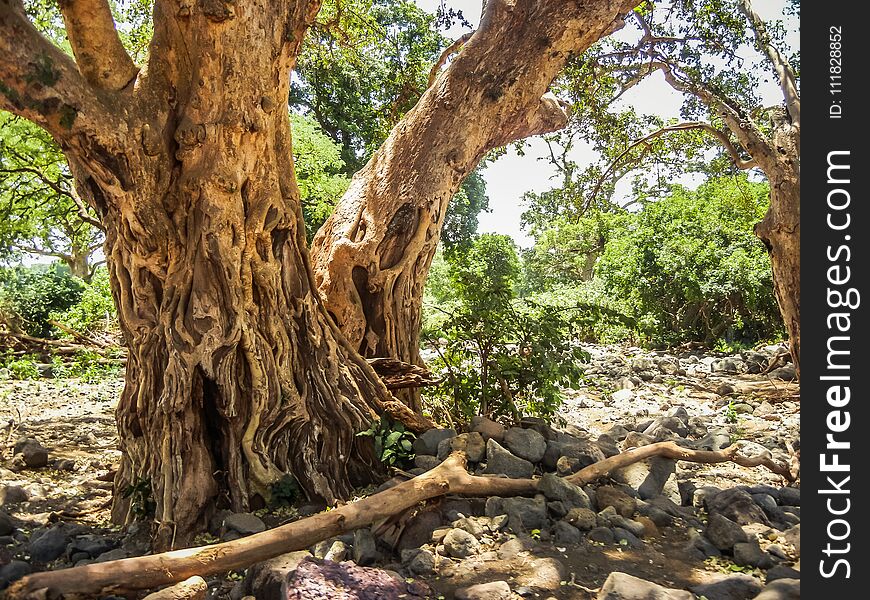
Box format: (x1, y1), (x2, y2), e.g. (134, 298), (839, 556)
(0, 0), (637, 544)
(310, 0), (639, 413)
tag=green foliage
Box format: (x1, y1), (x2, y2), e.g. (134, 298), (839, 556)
(52, 350), (122, 382)
(595, 175), (781, 346)
(423, 235), (586, 422)
(121, 476), (157, 520)
(50, 266), (118, 335)
(357, 416), (416, 467)
(0, 264), (84, 337)
(0, 352), (41, 380)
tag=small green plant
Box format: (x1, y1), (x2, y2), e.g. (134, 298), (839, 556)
(1, 352), (41, 380)
(530, 528), (541, 540)
(121, 476), (156, 520)
(54, 350), (123, 382)
(724, 401), (738, 424)
(270, 473), (302, 506)
(356, 416), (416, 467)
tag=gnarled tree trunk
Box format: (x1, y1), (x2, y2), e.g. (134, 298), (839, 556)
(310, 0), (639, 413)
(2, 0), (428, 546)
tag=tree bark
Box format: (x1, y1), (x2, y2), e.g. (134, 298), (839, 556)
(2, 0), (431, 546)
(310, 0), (639, 413)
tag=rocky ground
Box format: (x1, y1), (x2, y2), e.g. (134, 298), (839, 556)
(0, 343), (800, 599)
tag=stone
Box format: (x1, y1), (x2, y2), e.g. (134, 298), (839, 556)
(613, 457), (678, 501)
(483, 439), (535, 479)
(765, 565), (800, 582)
(547, 500), (568, 519)
(414, 454), (441, 471)
(449, 432), (486, 462)
(643, 417), (688, 438)
(612, 528), (643, 549)
(769, 364), (796, 381)
(442, 528), (479, 558)
(781, 524), (799, 556)
(516, 557), (565, 592)
(283, 557), (429, 600)
(753, 494), (779, 519)
(597, 572), (694, 600)
(497, 537), (534, 560)
(70, 535), (116, 558)
(0, 560), (31, 588)
(708, 488), (770, 526)
(96, 548), (129, 562)
(543, 438), (605, 471)
(588, 527), (614, 544)
(453, 516), (486, 538)
(455, 581), (512, 600)
(595, 435), (620, 458)
(352, 528), (380, 565)
(733, 540), (777, 569)
(595, 486), (637, 518)
(553, 520), (581, 545)
(471, 416), (505, 442)
(502, 496), (548, 531)
(685, 528), (721, 559)
(537, 473), (591, 509)
(689, 574), (763, 600)
(13, 438), (48, 469)
(753, 401), (776, 417)
(403, 548), (435, 576)
(223, 513), (266, 536)
(778, 487), (800, 506)
(712, 358), (744, 374)
(705, 513), (749, 551)
(564, 507), (597, 530)
(503, 427), (547, 463)
(441, 498), (476, 521)
(612, 389), (635, 403)
(0, 485), (28, 507)
(752, 579), (800, 600)
(412, 428), (456, 456)
(323, 540), (347, 562)
(0, 513), (13, 537)
(28, 525), (69, 563)
(555, 456), (582, 476)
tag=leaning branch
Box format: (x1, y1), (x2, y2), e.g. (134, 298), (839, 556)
(0, 0), (119, 142)
(57, 0), (138, 91)
(8, 443), (794, 598)
(427, 32), (474, 87)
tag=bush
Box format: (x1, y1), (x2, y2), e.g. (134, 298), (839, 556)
(0, 264), (83, 338)
(595, 175), (782, 346)
(50, 266), (118, 335)
(423, 234), (586, 423)
(0, 352), (41, 380)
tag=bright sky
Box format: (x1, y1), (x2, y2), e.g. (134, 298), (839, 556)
(415, 0), (799, 247)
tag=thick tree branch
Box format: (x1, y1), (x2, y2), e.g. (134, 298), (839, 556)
(493, 93), (570, 146)
(739, 0), (799, 128)
(0, 0), (119, 141)
(427, 32), (474, 87)
(8, 443), (793, 598)
(57, 0), (138, 91)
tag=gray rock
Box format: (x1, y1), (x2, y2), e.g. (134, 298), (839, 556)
(402, 548), (435, 576)
(595, 435), (620, 458)
(765, 565), (800, 582)
(471, 416), (505, 442)
(95, 548), (129, 562)
(565, 507), (597, 531)
(414, 454), (441, 471)
(667, 406), (690, 423)
(0, 485), (28, 507)
(352, 528), (380, 565)
(502, 496), (548, 531)
(612, 389), (635, 403)
(708, 488), (770, 526)
(0, 560), (31, 588)
(614, 457), (678, 501)
(553, 520), (581, 545)
(733, 540), (777, 569)
(607, 516), (646, 539)
(595, 485), (637, 518)
(597, 572), (694, 600)
(485, 497), (505, 518)
(497, 537), (535, 560)
(412, 428), (456, 456)
(685, 528), (721, 558)
(781, 524), (800, 556)
(690, 574), (763, 600)
(769, 364), (796, 381)
(243, 551), (310, 600)
(455, 581), (512, 600)
(503, 427), (547, 463)
(70, 535), (116, 558)
(323, 540), (347, 562)
(29, 525), (69, 563)
(547, 500), (568, 519)
(753, 494), (779, 519)
(778, 487), (800, 506)
(453, 516), (486, 538)
(543, 438), (605, 471)
(537, 473), (591, 509)
(612, 527), (643, 548)
(695, 431), (732, 451)
(13, 438), (48, 469)
(588, 526), (615, 544)
(0, 512), (13, 537)
(555, 455), (583, 476)
(483, 439), (535, 479)
(713, 358), (745, 374)
(442, 528), (479, 558)
(223, 512), (266, 536)
(753, 401), (776, 417)
(752, 579), (800, 600)
(643, 417), (688, 438)
(705, 513), (749, 551)
(516, 557), (565, 592)
(450, 432), (486, 462)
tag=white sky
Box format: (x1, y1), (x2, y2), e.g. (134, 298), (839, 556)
(415, 0), (799, 247)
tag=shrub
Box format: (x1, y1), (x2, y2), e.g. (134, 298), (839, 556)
(0, 264), (84, 338)
(50, 266), (118, 335)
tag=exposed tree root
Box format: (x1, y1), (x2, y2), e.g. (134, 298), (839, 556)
(6, 442), (795, 599)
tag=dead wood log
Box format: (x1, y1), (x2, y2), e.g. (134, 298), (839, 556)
(142, 576), (207, 600)
(367, 357), (442, 390)
(7, 443), (794, 599)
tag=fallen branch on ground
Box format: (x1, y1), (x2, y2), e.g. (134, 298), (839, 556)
(6, 442), (795, 599)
